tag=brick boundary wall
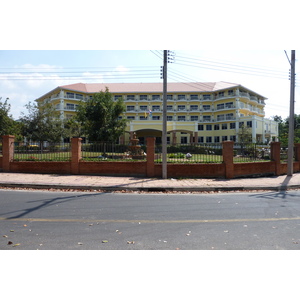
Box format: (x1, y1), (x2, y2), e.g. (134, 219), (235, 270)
(1, 135), (300, 179)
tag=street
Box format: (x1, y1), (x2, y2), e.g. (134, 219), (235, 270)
(1, 189), (300, 250)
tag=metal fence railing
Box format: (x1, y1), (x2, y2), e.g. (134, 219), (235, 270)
(155, 143), (223, 164)
(233, 143), (271, 162)
(13, 142), (71, 161)
(81, 142), (146, 161)
(279, 146), (295, 162)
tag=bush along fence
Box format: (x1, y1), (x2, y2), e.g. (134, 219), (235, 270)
(1, 135), (300, 179)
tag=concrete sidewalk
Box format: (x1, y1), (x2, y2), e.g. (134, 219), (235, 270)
(0, 172), (300, 192)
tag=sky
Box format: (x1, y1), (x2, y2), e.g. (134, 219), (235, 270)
(0, 49), (298, 120)
(1, 1), (299, 122)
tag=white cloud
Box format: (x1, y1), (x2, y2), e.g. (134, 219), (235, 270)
(115, 65), (130, 74)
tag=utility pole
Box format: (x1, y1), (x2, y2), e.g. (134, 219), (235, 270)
(287, 50), (296, 176)
(162, 50), (168, 179)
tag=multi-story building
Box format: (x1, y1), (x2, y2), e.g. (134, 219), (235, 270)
(35, 81), (278, 144)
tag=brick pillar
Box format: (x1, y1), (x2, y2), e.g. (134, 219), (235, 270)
(270, 142), (281, 176)
(222, 141), (234, 179)
(146, 137), (156, 177)
(172, 131), (177, 145)
(71, 137), (82, 175)
(2, 135), (15, 172)
(294, 143), (300, 171)
(194, 132), (198, 144)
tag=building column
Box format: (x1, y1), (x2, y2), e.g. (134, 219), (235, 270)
(59, 90), (65, 121)
(251, 116), (256, 143)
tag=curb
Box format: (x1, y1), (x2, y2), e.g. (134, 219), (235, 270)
(0, 182), (300, 192)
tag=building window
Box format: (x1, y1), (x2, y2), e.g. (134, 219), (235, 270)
(222, 136), (228, 141)
(203, 116), (211, 122)
(217, 115), (225, 121)
(75, 94), (83, 100)
(226, 113), (234, 120)
(167, 95), (173, 100)
(140, 105), (147, 111)
(230, 135), (236, 142)
(181, 136), (188, 144)
(178, 116), (186, 121)
(225, 102), (234, 108)
(152, 95), (160, 100)
(177, 105), (186, 111)
(203, 105), (210, 111)
(198, 124), (204, 131)
(218, 92), (224, 98)
(217, 103), (225, 110)
(247, 121), (252, 128)
(206, 136), (212, 143)
(206, 125), (212, 131)
(203, 94), (211, 100)
(228, 90), (234, 96)
(190, 105), (198, 111)
(230, 122), (236, 129)
(167, 105), (173, 111)
(178, 95), (186, 100)
(222, 124), (228, 130)
(140, 116), (148, 120)
(152, 116), (160, 120)
(190, 95), (199, 100)
(167, 116), (173, 121)
(66, 103), (75, 110)
(239, 122), (244, 128)
(127, 116), (135, 120)
(198, 136), (204, 143)
(114, 95), (122, 101)
(214, 136), (220, 143)
(140, 95), (148, 101)
(191, 116), (199, 121)
(127, 95), (135, 101)
(127, 106), (135, 112)
(152, 105), (160, 111)
(66, 92), (75, 99)
(214, 124), (220, 130)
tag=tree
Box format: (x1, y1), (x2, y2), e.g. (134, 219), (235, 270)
(76, 88), (127, 142)
(20, 101), (65, 144)
(271, 114), (300, 146)
(63, 116), (83, 140)
(238, 124), (253, 143)
(0, 97), (21, 137)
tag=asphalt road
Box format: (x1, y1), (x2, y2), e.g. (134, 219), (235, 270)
(1, 189), (300, 250)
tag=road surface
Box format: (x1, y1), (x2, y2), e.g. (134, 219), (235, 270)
(1, 189), (300, 249)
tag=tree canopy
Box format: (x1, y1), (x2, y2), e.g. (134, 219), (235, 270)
(272, 114), (300, 145)
(76, 88), (127, 142)
(19, 101), (65, 143)
(0, 97), (21, 137)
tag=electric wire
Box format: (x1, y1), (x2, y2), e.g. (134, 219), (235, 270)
(175, 51), (288, 74)
(174, 59), (289, 80)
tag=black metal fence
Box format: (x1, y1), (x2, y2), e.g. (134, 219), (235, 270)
(81, 142), (146, 161)
(155, 143), (223, 163)
(233, 143), (271, 162)
(13, 142), (71, 161)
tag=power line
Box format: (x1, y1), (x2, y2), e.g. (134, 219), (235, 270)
(175, 51), (288, 74)
(174, 59), (289, 80)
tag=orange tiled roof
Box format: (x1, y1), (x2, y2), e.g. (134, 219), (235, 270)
(59, 81), (240, 94)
